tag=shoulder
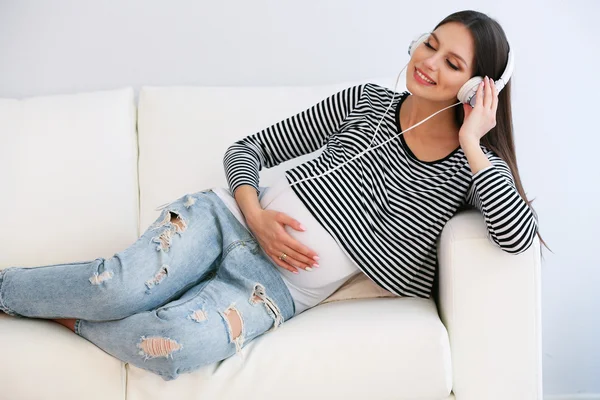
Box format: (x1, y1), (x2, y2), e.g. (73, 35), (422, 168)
(363, 82), (408, 98)
(335, 82), (408, 101)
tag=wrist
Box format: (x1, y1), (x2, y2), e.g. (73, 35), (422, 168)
(233, 184), (263, 223)
(459, 136), (479, 149)
(244, 208), (264, 225)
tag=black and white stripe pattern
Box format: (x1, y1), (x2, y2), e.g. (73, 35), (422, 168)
(466, 161), (539, 255)
(223, 83), (538, 298)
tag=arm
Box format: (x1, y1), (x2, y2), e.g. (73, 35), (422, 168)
(462, 143), (539, 255)
(222, 84), (365, 200)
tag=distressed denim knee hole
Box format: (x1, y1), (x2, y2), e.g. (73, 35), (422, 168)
(137, 336), (183, 360)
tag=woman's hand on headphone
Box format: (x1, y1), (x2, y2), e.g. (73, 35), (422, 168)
(459, 76), (498, 146)
(246, 209), (320, 274)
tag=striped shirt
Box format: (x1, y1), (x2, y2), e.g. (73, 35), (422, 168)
(223, 83), (539, 298)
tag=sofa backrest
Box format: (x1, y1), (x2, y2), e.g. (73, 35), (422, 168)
(0, 77), (398, 268)
(136, 76), (395, 231)
(0, 88), (139, 266)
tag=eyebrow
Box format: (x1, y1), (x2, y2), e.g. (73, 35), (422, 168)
(430, 32), (469, 68)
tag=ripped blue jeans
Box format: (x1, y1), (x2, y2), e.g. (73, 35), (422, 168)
(0, 189), (295, 381)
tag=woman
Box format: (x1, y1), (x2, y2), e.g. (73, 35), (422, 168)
(0, 10), (548, 381)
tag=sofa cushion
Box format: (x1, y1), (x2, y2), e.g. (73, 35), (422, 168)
(125, 297), (452, 400)
(322, 270), (398, 304)
(0, 87), (139, 267)
(0, 313), (125, 400)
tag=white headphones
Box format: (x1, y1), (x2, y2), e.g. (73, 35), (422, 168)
(409, 32), (514, 107)
(274, 31), (515, 195)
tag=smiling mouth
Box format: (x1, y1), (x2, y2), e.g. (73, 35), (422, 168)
(414, 68), (436, 85)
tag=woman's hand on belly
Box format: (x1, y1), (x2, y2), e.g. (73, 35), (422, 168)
(246, 210), (320, 274)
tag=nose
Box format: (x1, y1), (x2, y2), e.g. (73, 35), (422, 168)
(422, 54), (441, 71)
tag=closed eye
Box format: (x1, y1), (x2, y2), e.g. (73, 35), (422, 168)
(424, 42), (460, 71)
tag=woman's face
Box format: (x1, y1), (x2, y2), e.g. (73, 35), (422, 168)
(407, 22), (476, 103)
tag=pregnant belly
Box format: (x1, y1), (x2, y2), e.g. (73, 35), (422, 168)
(260, 177), (359, 291)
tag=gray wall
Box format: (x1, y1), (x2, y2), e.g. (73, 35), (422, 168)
(1, 0), (599, 398)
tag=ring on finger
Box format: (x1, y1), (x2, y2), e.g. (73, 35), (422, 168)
(278, 252), (288, 261)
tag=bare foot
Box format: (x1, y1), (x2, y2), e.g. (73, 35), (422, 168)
(53, 319), (76, 332)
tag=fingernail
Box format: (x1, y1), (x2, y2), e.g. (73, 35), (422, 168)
(312, 263), (320, 268)
(305, 267), (313, 271)
(299, 224), (306, 231)
(292, 270), (299, 274)
(313, 256), (320, 261)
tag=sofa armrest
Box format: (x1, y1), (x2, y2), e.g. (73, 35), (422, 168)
(436, 209), (543, 400)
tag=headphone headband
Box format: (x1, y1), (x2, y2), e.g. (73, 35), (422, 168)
(408, 32), (514, 107)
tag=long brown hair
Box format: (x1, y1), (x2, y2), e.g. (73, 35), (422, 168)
(435, 10), (551, 257)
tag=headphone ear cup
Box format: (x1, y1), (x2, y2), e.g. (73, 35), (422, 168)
(457, 76), (483, 106)
(408, 34), (428, 56)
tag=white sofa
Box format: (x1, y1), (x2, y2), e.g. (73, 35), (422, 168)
(0, 79), (543, 400)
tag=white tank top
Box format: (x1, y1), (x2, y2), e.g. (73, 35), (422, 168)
(212, 176), (360, 315)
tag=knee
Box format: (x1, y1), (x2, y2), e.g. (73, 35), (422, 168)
(137, 335), (183, 361)
(135, 326), (194, 380)
(137, 307), (243, 378)
(136, 335), (185, 380)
